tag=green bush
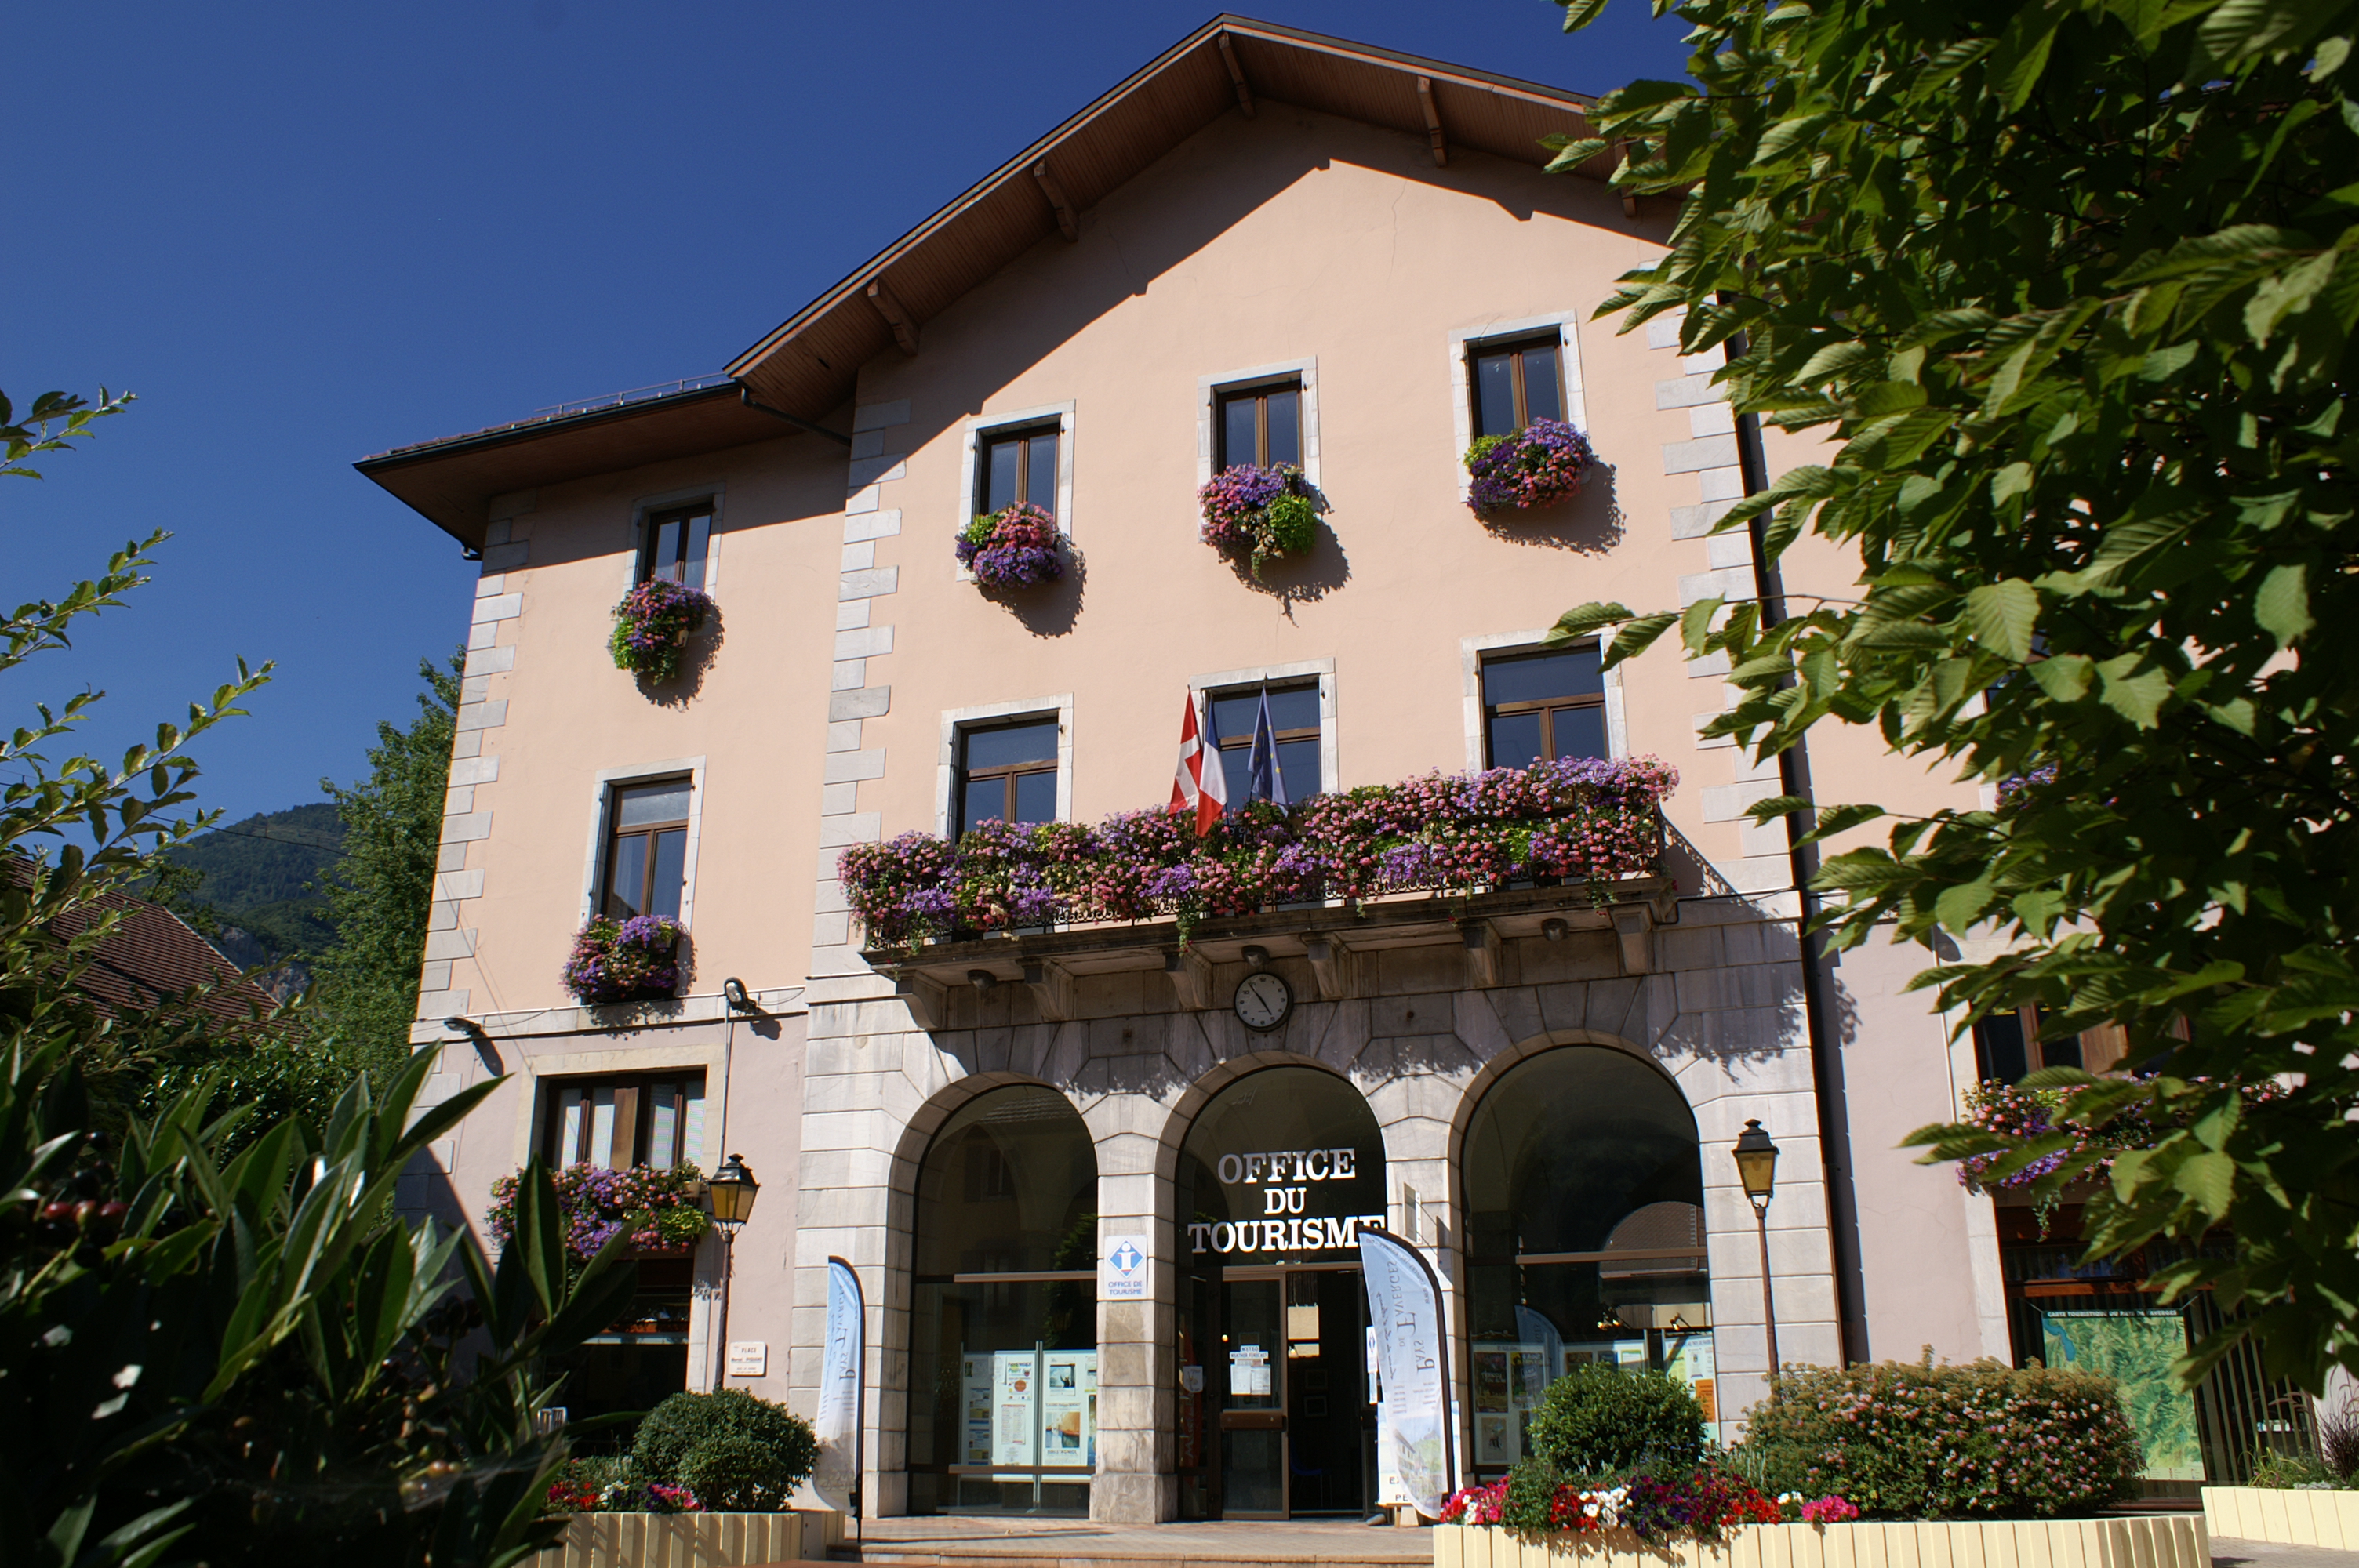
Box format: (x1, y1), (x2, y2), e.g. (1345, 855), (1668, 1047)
(631, 1389), (817, 1511)
(1732, 1357), (2142, 1519)
(1525, 1366), (1705, 1477)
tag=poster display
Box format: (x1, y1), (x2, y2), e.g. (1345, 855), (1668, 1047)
(1229, 1344), (1272, 1396)
(1662, 1332), (1718, 1446)
(2041, 1309), (2201, 1479)
(958, 1347), (1100, 1477)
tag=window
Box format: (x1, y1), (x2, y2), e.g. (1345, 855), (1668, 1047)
(977, 423), (1060, 520)
(638, 502), (711, 589)
(1216, 381), (1303, 470)
(1972, 1006), (2128, 1083)
(543, 1073), (706, 1170)
(1481, 646), (1607, 768)
(957, 718), (1058, 831)
(1205, 684), (1321, 803)
(1470, 334), (1565, 438)
(602, 779), (690, 921)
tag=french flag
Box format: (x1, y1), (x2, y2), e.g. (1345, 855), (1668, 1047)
(1169, 689), (1228, 836)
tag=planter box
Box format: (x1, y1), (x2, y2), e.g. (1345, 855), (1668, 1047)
(2203, 1486), (2359, 1548)
(1436, 1515), (2208, 1568)
(526, 1508), (841, 1568)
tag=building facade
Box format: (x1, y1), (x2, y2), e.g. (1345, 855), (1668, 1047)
(359, 16), (2016, 1526)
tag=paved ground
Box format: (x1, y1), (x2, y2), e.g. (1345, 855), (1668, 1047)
(843, 1515), (1430, 1568)
(2214, 1540), (2359, 1568)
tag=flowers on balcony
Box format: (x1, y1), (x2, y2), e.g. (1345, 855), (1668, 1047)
(609, 579), (715, 683)
(957, 503), (1063, 588)
(489, 1162), (712, 1262)
(1198, 463), (1321, 576)
(839, 753), (1677, 949)
(1465, 419), (1597, 513)
(562, 913), (686, 1005)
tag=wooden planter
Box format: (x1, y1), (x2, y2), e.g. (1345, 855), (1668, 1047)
(1436, 1514), (2208, 1568)
(526, 1508), (841, 1568)
(2202, 1486), (2359, 1548)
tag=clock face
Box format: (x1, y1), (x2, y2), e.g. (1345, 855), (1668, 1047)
(1234, 970), (1293, 1032)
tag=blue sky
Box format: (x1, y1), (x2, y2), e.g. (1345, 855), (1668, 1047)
(4, 1), (1690, 829)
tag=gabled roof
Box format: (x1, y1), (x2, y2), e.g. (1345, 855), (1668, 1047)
(357, 13), (1608, 543)
(725, 13), (1607, 419)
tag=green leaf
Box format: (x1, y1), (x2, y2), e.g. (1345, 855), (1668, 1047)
(2200, 0), (2334, 59)
(2255, 562), (2314, 646)
(1934, 878), (1996, 934)
(2028, 655), (2093, 700)
(1964, 579), (2039, 662)
(1604, 612), (1680, 668)
(1558, 0), (1612, 33)
(1797, 803), (1888, 844)
(1547, 602), (1634, 642)
(2173, 1151), (2236, 1220)
(2097, 654), (2173, 728)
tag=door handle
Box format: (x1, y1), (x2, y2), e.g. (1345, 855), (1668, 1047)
(1220, 1410), (1286, 1431)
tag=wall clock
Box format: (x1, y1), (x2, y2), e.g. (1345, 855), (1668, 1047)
(1234, 970), (1294, 1032)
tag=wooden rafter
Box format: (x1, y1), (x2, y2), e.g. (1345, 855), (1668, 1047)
(864, 279), (919, 356)
(1416, 76), (1448, 167)
(1032, 159), (1078, 241)
(1219, 33), (1256, 118)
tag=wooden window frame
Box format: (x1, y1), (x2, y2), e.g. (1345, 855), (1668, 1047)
(974, 423), (1060, 519)
(956, 719), (1059, 828)
(1973, 1004), (2132, 1083)
(637, 501), (712, 589)
(1468, 332), (1567, 437)
(1209, 681), (1321, 795)
(602, 779), (691, 921)
(542, 1071), (705, 1171)
(1215, 379), (1303, 470)
(1480, 648), (1607, 768)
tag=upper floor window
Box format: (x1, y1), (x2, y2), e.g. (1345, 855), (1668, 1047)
(978, 423), (1060, 521)
(603, 779), (690, 921)
(1470, 333), (1565, 438)
(544, 1072), (706, 1170)
(1216, 380), (1303, 470)
(1482, 646), (1605, 768)
(639, 502), (711, 590)
(1972, 1007), (2130, 1083)
(1206, 683), (1321, 804)
(957, 718), (1058, 832)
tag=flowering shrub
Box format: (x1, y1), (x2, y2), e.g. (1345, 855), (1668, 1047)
(957, 502), (1063, 587)
(609, 579), (714, 683)
(562, 913), (685, 1004)
(488, 1162), (711, 1261)
(543, 1469), (703, 1515)
(1464, 419), (1597, 513)
(838, 753), (1678, 949)
(1801, 1495), (1862, 1523)
(1198, 463), (1321, 575)
(1441, 1463), (1781, 1544)
(1730, 1356), (2142, 1518)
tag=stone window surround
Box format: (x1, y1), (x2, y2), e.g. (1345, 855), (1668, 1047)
(622, 481), (728, 597)
(953, 401), (1077, 581)
(576, 757), (710, 936)
(1194, 357), (1322, 490)
(1445, 310), (1592, 505)
(508, 1040), (732, 1173)
(933, 695), (1075, 838)
(1459, 630), (1630, 771)
(1187, 656), (1337, 797)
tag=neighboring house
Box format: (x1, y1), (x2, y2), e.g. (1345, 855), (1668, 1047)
(9, 858), (276, 1024)
(353, 16), (2253, 1523)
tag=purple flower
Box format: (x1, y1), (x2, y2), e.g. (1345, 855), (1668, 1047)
(1465, 419), (1596, 513)
(958, 503), (1063, 587)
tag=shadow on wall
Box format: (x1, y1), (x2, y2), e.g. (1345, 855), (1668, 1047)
(1223, 514), (1350, 619)
(1475, 463), (1627, 554)
(639, 609), (725, 710)
(980, 543), (1086, 637)
(1659, 818), (1739, 901)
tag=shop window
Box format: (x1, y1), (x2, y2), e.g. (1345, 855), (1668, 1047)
(1470, 333), (1565, 438)
(543, 1073), (706, 1171)
(638, 501), (711, 590)
(1216, 380), (1303, 470)
(1174, 1065), (1387, 1520)
(1462, 1047), (1711, 1479)
(1482, 646), (1607, 768)
(977, 423), (1060, 521)
(957, 718), (1058, 831)
(603, 778), (690, 921)
(908, 1085), (1098, 1516)
(1205, 684), (1321, 804)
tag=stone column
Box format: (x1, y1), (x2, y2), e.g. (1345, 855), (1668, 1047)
(1082, 1085), (1181, 1523)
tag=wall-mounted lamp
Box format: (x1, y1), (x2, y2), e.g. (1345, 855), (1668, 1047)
(967, 969), (999, 993)
(443, 1015), (503, 1075)
(1241, 945), (1270, 969)
(1540, 918), (1570, 942)
(722, 977), (756, 1013)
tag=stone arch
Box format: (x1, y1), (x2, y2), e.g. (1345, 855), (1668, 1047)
(1442, 1027), (1693, 1225)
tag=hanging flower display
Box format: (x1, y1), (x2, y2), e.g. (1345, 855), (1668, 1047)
(956, 502), (1063, 587)
(562, 913), (686, 1004)
(839, 753), (1677, 950)
(609, 579), (715, 683)
(1198, 463), (1321, 576)
(489, 1162), (712, 1262)
(1464, 418), (1598, 513)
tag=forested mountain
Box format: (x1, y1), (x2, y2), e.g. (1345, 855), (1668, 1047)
(159, 804), (343, 975)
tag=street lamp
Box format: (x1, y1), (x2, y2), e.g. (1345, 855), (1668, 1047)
(1732, 1119), (1780, 1388)
(708, 1153), (760, 1392)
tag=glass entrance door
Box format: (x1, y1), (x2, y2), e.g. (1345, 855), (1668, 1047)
(1214, 1267), (1372, 1519)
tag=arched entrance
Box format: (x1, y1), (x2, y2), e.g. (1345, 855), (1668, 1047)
(907, 1084), (1098, 1515)
(1175, 1065), (1386, 1519)
(1461, 1046), (1713, 1477)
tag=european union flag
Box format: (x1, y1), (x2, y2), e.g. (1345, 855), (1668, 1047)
(1247, 686), (1289, 806)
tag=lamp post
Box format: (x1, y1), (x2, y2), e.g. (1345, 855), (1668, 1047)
(1731, 1119), (1781, 1389)
(707, 1152), (759, 1392)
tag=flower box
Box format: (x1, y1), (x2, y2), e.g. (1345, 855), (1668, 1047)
(957, 502), (1063, 587)
(1436, 1514), (2208, 1568)
(489, 1163), (711, 1264)
(526, 1508), (841, 1568)
(2202, 1486), (2359, 1548)
(1199, 462), (1321, 575)
(1465, 419), (1597, 514)
(609, 580), (714, 684)
(562, 914), (685, 1005)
